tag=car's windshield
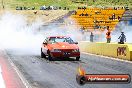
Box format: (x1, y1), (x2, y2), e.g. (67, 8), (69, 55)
(48, 37), (74, 44)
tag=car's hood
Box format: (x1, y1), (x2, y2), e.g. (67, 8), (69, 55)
(48, 42), (79, 49)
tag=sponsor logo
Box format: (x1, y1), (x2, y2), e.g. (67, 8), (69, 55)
(117, 47), (126, 56)
(76, 66), (131, 85)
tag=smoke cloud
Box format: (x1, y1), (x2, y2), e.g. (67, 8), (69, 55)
(0, 12), (83, 55)
(112, 21), (132, 43)
(0, 12), (131, 56)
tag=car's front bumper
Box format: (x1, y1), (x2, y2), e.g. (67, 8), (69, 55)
(50, 52), (80, 58)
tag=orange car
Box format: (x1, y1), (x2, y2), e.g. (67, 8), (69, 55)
(41, 36), (80, 61)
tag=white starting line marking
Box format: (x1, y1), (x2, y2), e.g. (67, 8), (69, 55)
(0, 65), (6, 88)
(82, 52), (132, 64)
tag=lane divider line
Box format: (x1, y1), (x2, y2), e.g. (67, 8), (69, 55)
(0, 65), (6, 88)
(82, 52), (132, 64)
(3, 51), (32, 88)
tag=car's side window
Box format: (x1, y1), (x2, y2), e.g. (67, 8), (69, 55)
(66, 37), (74, 44)
(48, 38), (56, 44)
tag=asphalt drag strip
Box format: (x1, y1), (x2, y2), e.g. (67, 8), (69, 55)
(6, 49), (132, 88)
(0, 50), (25, 88)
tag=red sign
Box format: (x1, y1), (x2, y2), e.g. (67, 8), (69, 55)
(117, 47), (126, 56)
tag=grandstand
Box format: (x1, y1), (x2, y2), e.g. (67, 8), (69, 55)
(71, 7), (125, 31)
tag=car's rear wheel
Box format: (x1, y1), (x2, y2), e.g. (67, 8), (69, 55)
(76, 56), (80, 61)
(48, 54), (53, 61)
(41, 48), (46, 58)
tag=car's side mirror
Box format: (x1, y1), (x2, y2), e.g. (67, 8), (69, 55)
(43, 42), (47, 45)
(75, 42), (78, 44)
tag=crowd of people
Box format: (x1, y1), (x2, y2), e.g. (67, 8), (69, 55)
(16, 6), (69, 10)
(77, 12), (121, 21)
(89, 26), (126, 44)
(16, 6), (35, 10)
(77, 6), (129, 10)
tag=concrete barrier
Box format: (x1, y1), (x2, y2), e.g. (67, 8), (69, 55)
(79, 41), (132, 61)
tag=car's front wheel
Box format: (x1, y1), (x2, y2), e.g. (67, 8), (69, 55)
(47, 50), (53, 61)
(41, 48), (46, 58)
(76, 56), (80, 61)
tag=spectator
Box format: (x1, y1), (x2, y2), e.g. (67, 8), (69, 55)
(24, 7), (27, 10)
(118, 32), (126, 44)
(114, 7), (117, 10)
(109, 16), (112, 20)
(31, 7), (35, 10)
(80, 27), (85, 32)
(85, 13), (88, 16)
(74, 11), (77, 15)
(106, 26), (111, 43)
(27, 7), (30, 10)
(79, 13), (84, 16)
(63, 7), (67, 10)
(59, 7), (61, 9)
(47, 6), (51, 10)
(94, 25), (100, 29)
(90, 32), (94, 42)
(53, 6), (58, 10)
(112, 13), (115, 20)
(122, 7), (124, 9)
(20, 7), (22, 10)
(78, 7), (81, 9)
(34, 11), (37, 14)
(16, 6), (19, 10)
(118, 16), (121, 21)
(125, 6), (129, 10)
(40, 5), (47, 10)
(83, 7), (86, 10)
(50, 6), (54, 10)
